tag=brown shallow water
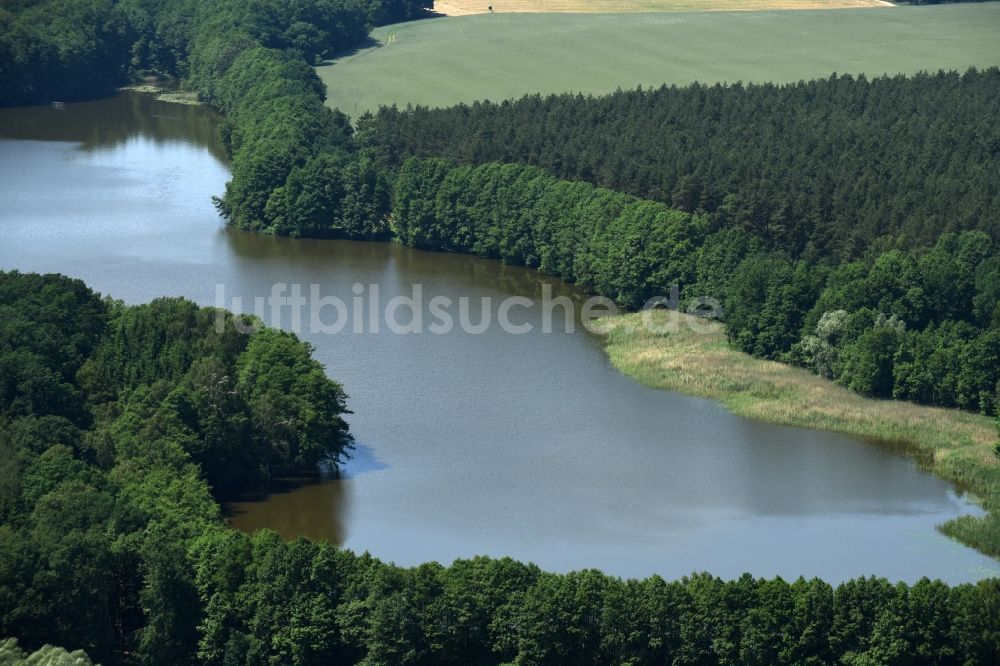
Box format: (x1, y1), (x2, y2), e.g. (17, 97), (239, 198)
(1, 92), (998, 583)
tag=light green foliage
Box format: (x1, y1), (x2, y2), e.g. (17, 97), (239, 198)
(19, 445), (97, 506)
(793, 310), (848, 379)
(0, 638), (97, 665)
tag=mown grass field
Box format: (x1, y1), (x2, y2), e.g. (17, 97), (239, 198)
(603, 312), (1000, 557)
(319, 4), (1000, 117)
(434, 0), (889, 16)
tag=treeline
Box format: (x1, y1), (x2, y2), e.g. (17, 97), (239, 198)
(167, 533), (1000, 666)
(0, 271), (352, 494)
(203, 51), (1000, 415)
(207, 46), (391, 240)
(2, 272), (999, 666)
(384, 157), (1000, 414)
(170, 0), (404, 240)
(0, 0), (431, 106)
(764, 234), (999, 411)
(0, 0), (133, 104)
(0, 270), (351, 662)
(7, 0), (996, 415)
(362, 69), (1000, 262)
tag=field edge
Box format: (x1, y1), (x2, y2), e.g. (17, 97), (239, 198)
(432, 0), (894, 17)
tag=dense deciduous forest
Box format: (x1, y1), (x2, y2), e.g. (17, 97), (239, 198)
(207, 56), (1000, 415)
(193, 21), (1000, 416)
(352, 71), (1000, 414)
(2, 270), (999, 665)
(382, 157), (1000, 414)
(0, 270), (348, 662)
(0, 0), (430, 105)
(3, 0), (1000, 661)
(7, 0), (995, 415)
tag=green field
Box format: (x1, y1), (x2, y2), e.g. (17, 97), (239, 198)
(319, 4), (1000, 117)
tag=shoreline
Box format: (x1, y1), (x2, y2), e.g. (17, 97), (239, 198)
(118, 84), (202, 106)
(601, 310), (1000, 559)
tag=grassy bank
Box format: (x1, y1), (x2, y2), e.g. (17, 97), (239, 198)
(602, 311), (1000, 558)
(320, 4), (1000, 116)
(119, 84), (202, 105)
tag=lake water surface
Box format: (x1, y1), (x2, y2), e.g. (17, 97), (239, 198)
(2, 92), (998, 583)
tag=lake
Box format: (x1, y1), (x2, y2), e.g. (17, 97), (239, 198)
(1, 91), (997, 583)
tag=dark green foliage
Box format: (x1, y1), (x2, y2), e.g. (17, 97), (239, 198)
(724, 256), (822, 358)
(191, 529), (349, 665)
(387, 158), (1000, 413)
(0, 0), (134, 105)
(368, 0), (434, 24)
(2, 272), (1000, 664)
(198, 38), (361, 236)
(262, 151), (392, 238)
(186, 536), (1000, 666)
(789, 232), (1000, 408)
(182, 8), (393, 239)
(0, 0), (431, 106)
(391, 157), (707, 310)
(0, 271), (107, 426)
(79, 298), (248, 402)
(0, 271), (107, 381)
(0, 272), (353, 663)
(75, 298), (352, 492)
(0, 351), (87, 426)
(6, 416), (83, 457)
(365, 69), (1000, 262)
(236, 328), (352, 473)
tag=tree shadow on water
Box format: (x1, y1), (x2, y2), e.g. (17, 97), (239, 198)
(341, 442), (390, 477)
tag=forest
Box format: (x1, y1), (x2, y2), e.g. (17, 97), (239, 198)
(2, 270), (1000, 665)
(365, 71), (1000, 261)
(0, 0), (430, 105)
(207, 32), (1000, 416)
(385, 157), (1000, 414)
(2, 0), (1000, 662)
(6, 0), (995, 415)
(162, 0), (1000, 416)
